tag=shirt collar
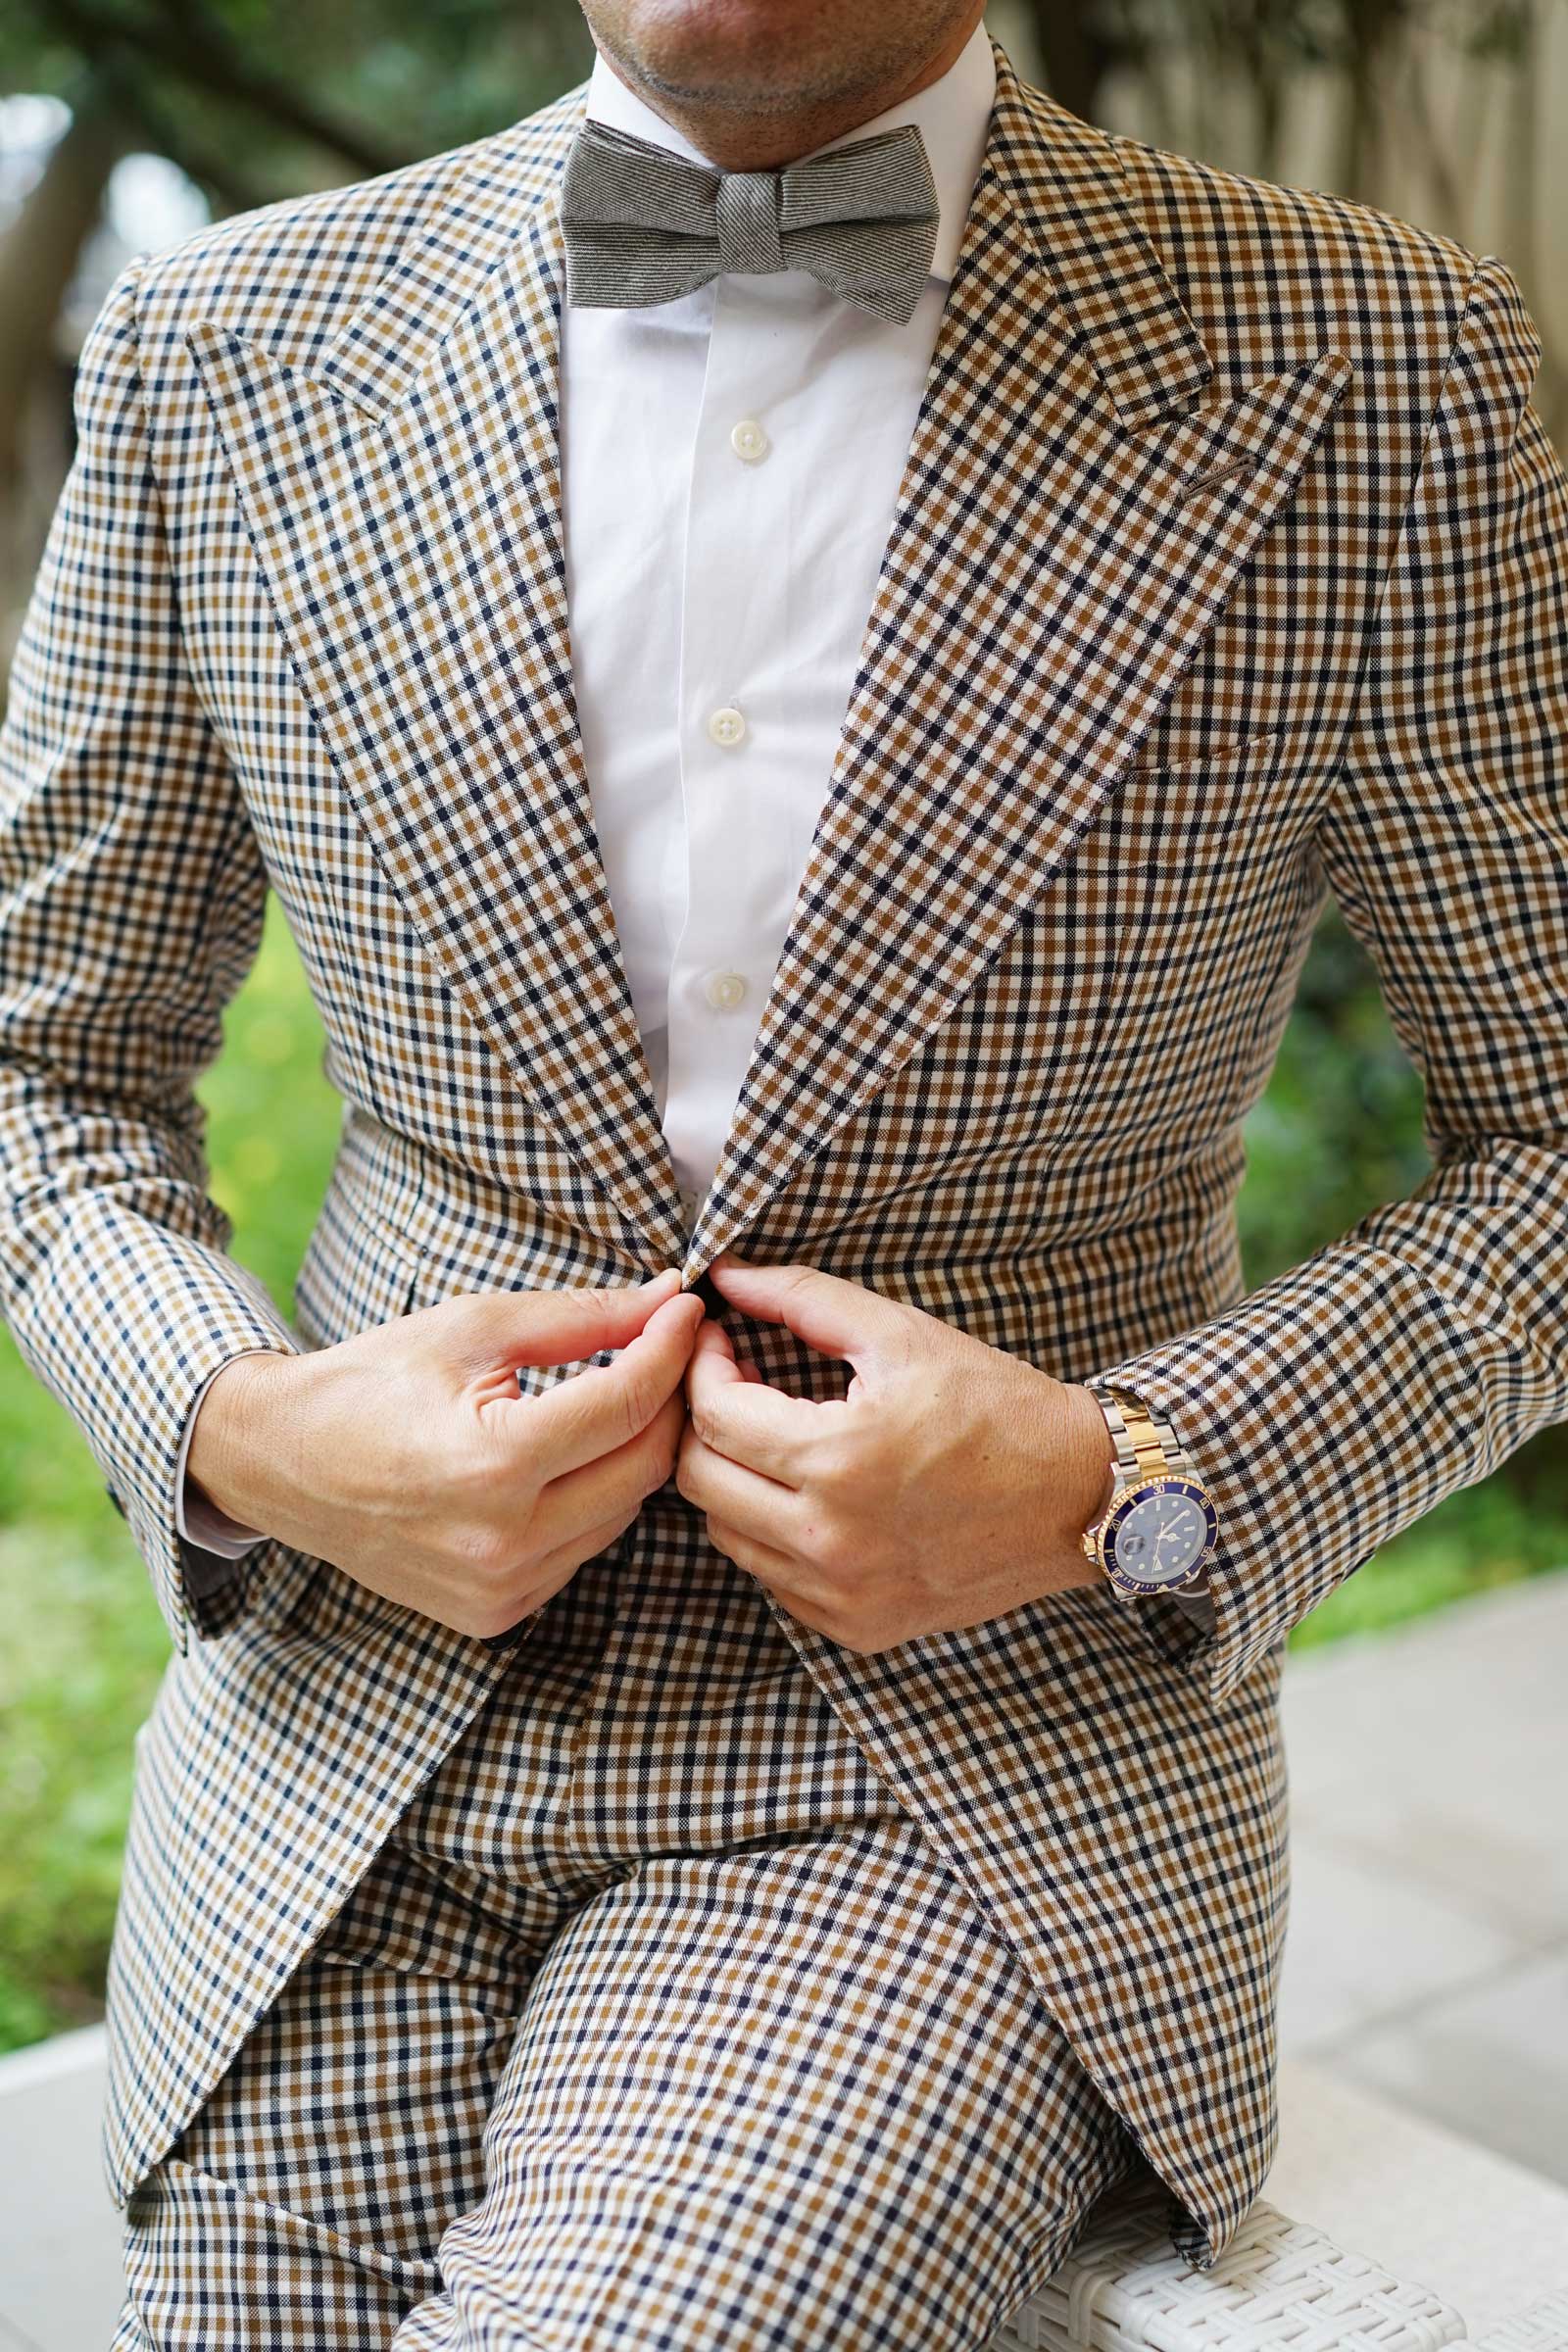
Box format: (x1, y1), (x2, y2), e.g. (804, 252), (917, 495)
(580, 19), (997, 287)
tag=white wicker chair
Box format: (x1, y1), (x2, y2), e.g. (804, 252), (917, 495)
(1470, 2299), (1568, 2352)
(982, 2170), (1568, 2352)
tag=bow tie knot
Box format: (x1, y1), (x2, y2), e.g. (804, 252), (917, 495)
(559, 117), (943, 324)
(715, 172), (786, 275)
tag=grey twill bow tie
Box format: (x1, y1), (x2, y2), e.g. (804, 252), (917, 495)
(559, 117), (942, 324)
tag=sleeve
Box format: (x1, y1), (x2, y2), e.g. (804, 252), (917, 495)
(0, 256), (305, 1654)
(174, 1363), (271, 1557)
(1088, 250), (1568, 1706)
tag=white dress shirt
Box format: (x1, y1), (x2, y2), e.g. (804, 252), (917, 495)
(177, 21), (998, 1553)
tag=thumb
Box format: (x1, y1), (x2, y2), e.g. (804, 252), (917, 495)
(458, 1267), (685, 1370)
(703, 1254), (906, 1367)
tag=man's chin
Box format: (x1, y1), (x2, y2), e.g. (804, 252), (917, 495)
(582, 3), (907, 121)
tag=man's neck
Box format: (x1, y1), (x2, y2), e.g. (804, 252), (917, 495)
(589, 5), (988, 172)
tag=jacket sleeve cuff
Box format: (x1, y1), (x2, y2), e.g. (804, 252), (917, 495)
(1082, 1358), (1294, 1707)
(75, 1225), (307, 1652)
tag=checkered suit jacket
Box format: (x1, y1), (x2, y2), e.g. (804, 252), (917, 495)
(2, 33), (1565, 2275)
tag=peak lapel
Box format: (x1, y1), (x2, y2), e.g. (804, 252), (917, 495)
(688, 43), (1351, 1275)
(184, 94), (689, 1260)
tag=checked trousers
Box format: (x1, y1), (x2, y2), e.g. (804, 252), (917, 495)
(113, 1524), (1137, 2350)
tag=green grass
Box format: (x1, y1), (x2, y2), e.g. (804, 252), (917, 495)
(1, 894), (1564, 2052)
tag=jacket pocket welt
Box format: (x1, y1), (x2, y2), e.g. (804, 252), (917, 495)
(1122, 724), (1281, 782)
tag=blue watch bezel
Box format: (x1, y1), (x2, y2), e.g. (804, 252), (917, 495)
(1101, 1473), (1219, 1595)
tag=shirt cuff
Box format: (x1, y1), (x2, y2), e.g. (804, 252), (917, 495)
(173, 1358), (271, 1557)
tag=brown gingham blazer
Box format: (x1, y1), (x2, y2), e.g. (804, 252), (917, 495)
(2, 32), (1565, 2275)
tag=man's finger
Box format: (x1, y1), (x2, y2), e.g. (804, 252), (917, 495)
(528, 1386), (686, 1552)
(678, 1423), (814, 1542)
(465, 1266), (686, 1373)
(687, 1321), (766, 1383)
(704, 1254), (906, 1365)
(502, 1291), (705, 1482)
(684, 1317), (815, 1484)
(705, 1512), (799, 1585)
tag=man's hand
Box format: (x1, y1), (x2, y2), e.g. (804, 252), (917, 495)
(676, 1254), (1116, 1653)
(187, 1268), (706, 1640)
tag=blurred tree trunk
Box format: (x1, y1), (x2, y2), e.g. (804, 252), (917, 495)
(0, 77), (124, 708)
(1506, 11), (1565, 433)
(1022, 0), (1116, 118)
(0, 77), (122, 483)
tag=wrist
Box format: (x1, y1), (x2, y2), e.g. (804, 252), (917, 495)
(1065, 1381), (1117, 1530)
(185, 1348), (302, 1535)
(1047, 1381), (1117, 1589)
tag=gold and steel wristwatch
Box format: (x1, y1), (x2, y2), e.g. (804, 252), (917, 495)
(1080, 1385), (1219, 1598)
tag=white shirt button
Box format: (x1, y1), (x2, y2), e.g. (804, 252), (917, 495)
(729, 417), (770, 465)
(677, 1186), (700, 1226)
(703, 970), (748, 1012)
(707, 705), (747, 749)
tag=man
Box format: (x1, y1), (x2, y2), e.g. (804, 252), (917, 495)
(1, 0), (1563, 2338)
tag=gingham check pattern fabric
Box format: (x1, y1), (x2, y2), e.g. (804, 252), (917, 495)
(111, 1545), (1136, 2346)
(558, 116), (943, 321)
(2, 32), (1565, 2280)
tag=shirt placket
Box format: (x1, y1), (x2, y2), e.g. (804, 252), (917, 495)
(663, 273), (802, 1225)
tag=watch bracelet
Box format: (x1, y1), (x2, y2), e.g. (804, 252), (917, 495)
(1086, 1384), (1217, 1607)
(1094, 1384), (1188, 1483)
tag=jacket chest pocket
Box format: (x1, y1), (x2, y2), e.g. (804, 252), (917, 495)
(1098, 725), (1341, 879)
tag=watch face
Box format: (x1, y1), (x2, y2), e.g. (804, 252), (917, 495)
(1104, 1477), (1217, 1587)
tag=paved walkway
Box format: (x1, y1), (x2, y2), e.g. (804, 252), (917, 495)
(1277, 1570), (1568, 2188)
(3, 1571), (1565, 2349)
